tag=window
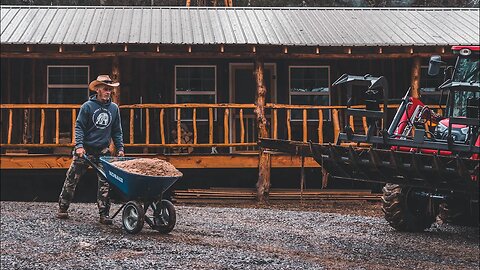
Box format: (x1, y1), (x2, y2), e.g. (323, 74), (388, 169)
(420, 66), (446, 106)
(175, 65), (216, 120)
(47, 66), (90, 104)
(289, 66), (330, 120)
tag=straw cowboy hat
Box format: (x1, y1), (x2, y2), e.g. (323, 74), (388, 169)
(88, 75), (120, 91)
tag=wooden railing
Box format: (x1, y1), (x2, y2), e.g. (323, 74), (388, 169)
(0, 103), (442, 150)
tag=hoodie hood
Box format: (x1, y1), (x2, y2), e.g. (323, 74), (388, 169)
(90, 94), (112, 107)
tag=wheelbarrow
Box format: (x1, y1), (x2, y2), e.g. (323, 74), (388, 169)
(83, 155), (182, 234)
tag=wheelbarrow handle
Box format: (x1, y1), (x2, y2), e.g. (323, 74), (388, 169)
(82, 154), (107, 180)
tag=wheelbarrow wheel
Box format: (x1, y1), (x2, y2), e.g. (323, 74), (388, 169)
(122, 201), (145, 234)
(154, 200), (176, 234)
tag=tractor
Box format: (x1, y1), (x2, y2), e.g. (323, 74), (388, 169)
(260, 46), (479, 232)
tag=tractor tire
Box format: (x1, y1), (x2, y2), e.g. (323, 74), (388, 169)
(438, 201), (473, 226)
(381, 183), (435, 232)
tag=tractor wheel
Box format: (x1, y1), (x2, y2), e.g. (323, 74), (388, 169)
(381, 183), (435, 232)
(438, 200), (472, 226)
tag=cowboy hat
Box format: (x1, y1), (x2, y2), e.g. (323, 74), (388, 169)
(88, 75), (120, 91)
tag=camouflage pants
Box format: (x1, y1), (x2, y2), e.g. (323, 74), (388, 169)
(58, 152), (111, 216)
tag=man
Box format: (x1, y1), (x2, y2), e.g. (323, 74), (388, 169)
(57, 75), (124, 225)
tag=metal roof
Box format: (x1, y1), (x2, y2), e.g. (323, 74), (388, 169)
(1, 6), (479, 46)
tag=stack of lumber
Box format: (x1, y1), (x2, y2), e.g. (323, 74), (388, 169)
(173, 188), (381, 203)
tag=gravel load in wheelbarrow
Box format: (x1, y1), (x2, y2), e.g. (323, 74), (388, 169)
(85, 155), (182, 234)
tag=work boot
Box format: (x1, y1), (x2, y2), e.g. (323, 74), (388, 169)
(99, 215), (113, 225)
(57, 208), (69, 219)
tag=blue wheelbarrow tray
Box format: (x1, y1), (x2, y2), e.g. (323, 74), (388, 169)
(99, 156), (182, 201)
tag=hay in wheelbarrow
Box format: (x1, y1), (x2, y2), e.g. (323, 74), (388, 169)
(110, 158), (182, 177)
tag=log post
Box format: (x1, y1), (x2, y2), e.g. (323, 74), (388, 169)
(111, 56), (121, 105)
(111, 56), (120, 154)
(254, 58), (271, 204)
(410, 57), (421, 98)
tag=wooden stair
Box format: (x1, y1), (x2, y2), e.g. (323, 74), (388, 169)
(172, 188), (381, 203)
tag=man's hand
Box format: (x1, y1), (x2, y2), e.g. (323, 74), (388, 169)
(117, 150), (125, 157)
(75, 147), (86, 157)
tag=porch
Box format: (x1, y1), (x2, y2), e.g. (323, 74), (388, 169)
(0, 102), (348, 169)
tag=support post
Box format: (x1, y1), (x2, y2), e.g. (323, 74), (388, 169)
(111, 56), (121, 154)
(254, 58), (270, 203)
(111, 56), (121, 105)
(410, 57), (421, 98)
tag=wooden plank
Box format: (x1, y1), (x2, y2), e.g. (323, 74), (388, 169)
(303, 109), (307, 142)
(318, 109), (323, 143)
(177, 108), (181, 145)
(1, 51), (452, 60)
(0, 154), (320, 169)
(145, 108), (150, 144)
(209, 108), (213, 144)
(193, 108), (197, 144)
(349, 115), (355, 132)
(129, 109), (134, 144)
(71, 109), (76, 143)
(224, 108), (229, 144)
(273, 109), (278, 139)
(362, 116), (368, 135)
(410, 57), (421, 98)
(40, 109), (45, 144)
(332, 109), (340, 144)
(160, 109), (165, 144)
(240, 109), (245, 143)
(287, 109), (291, 140)
(55, 109), (59, 144)
(7, 109), (13, 144)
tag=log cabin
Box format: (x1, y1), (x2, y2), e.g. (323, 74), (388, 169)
(1, 6), (478, 199)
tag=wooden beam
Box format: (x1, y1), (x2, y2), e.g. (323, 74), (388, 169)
(410, 57), (421, 98)
(1, 51), (456, 60)
(111, 56), (121, 104)
(254, 58), (270, 203)
(0, 154), (320, 169)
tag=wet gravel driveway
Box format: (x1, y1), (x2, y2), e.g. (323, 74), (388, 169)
(1, 201), (478, 270)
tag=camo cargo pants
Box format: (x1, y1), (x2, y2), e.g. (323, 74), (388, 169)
(58, 150), (111, 216)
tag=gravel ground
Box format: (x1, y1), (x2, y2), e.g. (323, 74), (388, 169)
(1, 201), (478, 270)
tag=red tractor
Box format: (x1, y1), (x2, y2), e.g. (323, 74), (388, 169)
(260, 46), (479, 231)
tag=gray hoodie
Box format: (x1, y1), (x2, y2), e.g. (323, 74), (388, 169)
(74, 95), (124, 152)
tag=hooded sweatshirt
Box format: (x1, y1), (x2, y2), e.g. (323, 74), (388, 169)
(74, 95), (124, 152)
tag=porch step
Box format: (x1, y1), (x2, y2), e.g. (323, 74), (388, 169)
(172, 188), (380, 203)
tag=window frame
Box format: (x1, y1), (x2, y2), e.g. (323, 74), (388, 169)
(174, 65), (217, 121)
(288, 65), (331, 121)
(46, 65), (90, 104)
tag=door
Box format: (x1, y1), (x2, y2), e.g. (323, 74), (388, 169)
(229, 63), (276, 152)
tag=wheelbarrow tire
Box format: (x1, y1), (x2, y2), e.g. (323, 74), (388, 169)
(122, 201), (145, 234)
(381, 183), (434, 232)
(155, 200), (176, 234)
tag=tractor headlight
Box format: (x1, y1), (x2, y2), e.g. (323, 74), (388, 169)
(436, 122), (448, 134)
(460, 127), (470, 135)
(459, 48), (472, 56)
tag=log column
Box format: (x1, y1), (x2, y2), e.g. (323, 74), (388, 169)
(410, 57), (421, 98)
(111, 56), (121, 105)
(254, 58), (271, 203)
(111, 56), (121, 154)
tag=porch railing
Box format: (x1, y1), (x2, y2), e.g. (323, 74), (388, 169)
(0, 103), (442, 151)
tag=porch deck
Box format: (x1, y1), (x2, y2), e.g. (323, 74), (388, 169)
(0, 103), (440, 169)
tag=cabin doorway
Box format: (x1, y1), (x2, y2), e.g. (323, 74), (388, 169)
(229, 63), (276, 152)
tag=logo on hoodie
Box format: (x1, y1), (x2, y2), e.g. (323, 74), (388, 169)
(92, 108), (112, 129)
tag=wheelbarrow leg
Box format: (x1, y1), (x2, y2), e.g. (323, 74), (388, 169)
(111, 202), (127, 219)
